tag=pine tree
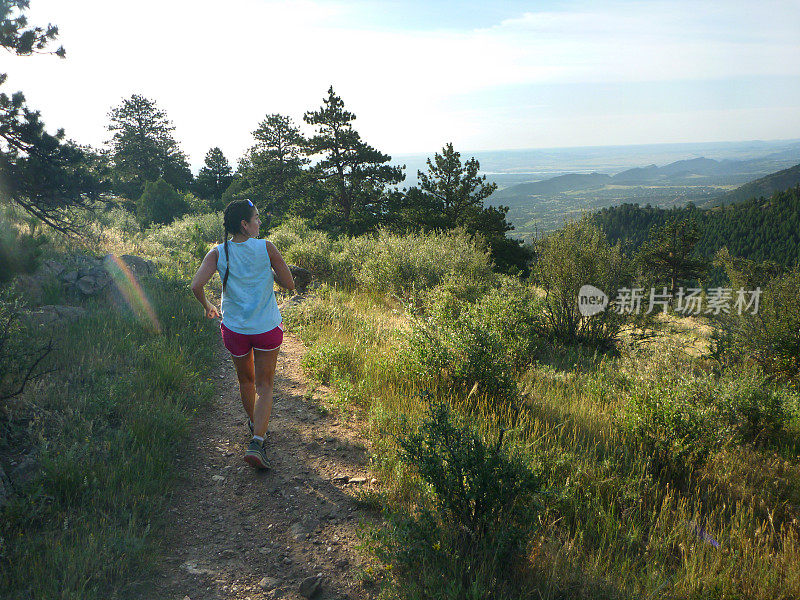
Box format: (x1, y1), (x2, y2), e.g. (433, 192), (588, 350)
(194, 147), (233, 210)
(637, 217), (707, 300)
(412, 143), (530, 274)
(0, 0), (63, 57)
(0, 0), (105, 234)
(106, 94), (192, 200)
(238, 113), (307, 220)
(303, 86), (404, 234)
(417, 143), (498, 224)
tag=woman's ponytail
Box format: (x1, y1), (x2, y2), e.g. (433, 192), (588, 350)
(222, 224), (230, 292)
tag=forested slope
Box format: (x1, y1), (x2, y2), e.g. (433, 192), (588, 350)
(593, 185), (800, 268)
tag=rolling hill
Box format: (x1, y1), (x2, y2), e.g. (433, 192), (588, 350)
(702, 163), (800, 207)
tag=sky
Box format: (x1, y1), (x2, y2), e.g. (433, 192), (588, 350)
(4, 0), (800, 172)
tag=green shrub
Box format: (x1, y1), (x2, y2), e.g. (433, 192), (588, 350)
(182, 191), (211, 215)
(718, 364), (797, 446)
(409, 279), (545, 402)
(621, 361), (799, 481)
(270, 219), (495, 297)
(102, 205), (142, 239)
(355, 227), (495, 298)
(420, 272), (494, 319)
(141, 211), (223, 273)
(409, 314), (518, 402)
(622, 370), (724, 482)
(377, 401), (543, 599)
(731, 269), (800, 386)
(136, 178), (189, 227)
(711, 253), (800, 386)
(534, 214), (630, 348)
(465, 279), (547, 371)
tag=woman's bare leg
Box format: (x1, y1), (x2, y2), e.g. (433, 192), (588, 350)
(231, 349), (256, 421)
(252, 348), (279, 437)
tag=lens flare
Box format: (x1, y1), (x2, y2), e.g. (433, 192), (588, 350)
(103, 255), (162, 334)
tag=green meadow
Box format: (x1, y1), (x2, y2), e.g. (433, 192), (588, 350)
(0, 205), (220, 599)
(2, 206), (799, 599)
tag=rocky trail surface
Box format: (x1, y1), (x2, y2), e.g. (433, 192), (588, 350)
(135, 330), (383, 600)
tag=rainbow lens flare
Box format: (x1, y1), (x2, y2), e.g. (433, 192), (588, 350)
(103, 255), (162, 334)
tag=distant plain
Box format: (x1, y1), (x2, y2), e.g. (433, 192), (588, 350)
(396, 138), (800, 238)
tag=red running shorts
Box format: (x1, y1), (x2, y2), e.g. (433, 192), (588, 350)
(220, 321), (284, 357)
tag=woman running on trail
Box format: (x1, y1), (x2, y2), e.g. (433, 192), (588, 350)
(190, 199), (295, 469)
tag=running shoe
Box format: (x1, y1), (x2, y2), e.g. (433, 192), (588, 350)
(244, 439), (268, 470)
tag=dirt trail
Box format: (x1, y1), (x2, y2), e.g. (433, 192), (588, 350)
(136, 329), (382, 600)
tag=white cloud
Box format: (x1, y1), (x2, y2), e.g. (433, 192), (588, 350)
(3, 0), (798, 166)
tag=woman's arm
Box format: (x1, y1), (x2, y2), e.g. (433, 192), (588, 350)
(191, 248), (221, 318)
(266, 241), (295, 291)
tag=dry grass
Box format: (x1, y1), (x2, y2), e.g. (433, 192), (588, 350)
(291, 286), (800, 599)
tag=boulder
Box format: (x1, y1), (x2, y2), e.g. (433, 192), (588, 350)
(23, 304), (87, 327)
(279, 294), (308, 312)
(61, 270), (79, 284)
(288, 265), (312, 293)
(118, 254), (156, 276)
(10, 452), (37, 482)
(38, 259), (66, 278)
(299, 576), (322, 598)
(259, 576), (280, 590)
(76, 273), (111, 296)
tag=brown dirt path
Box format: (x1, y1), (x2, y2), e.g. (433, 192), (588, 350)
(135, 328), (383, 600)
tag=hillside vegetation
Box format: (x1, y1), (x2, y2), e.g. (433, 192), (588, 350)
(270, 216), (800, 599)
(2, 201), (800, 598)
(703, 163), (800, 207)
(593, 185), (800, 269)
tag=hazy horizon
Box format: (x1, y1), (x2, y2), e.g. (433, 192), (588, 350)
(5, 1), (799, 172)
(393, 138), (800, 188)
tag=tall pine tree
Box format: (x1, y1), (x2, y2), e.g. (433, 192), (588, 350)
(417, 143), (497, 224)
(106, 94), (192, 200)
(237, 113), (307, 221)
(303, 86), (403, 234)
(411, 143), (529, 274)
(194, 147), (233, 210)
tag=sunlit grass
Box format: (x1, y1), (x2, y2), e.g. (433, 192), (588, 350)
(289, 282), (800, 599)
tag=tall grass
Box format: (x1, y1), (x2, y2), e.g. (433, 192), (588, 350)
(0, 211), (220, 598)
(287, 276), (800, 598)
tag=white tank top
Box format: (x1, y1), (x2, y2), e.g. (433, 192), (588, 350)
(215, 237), (282, 334)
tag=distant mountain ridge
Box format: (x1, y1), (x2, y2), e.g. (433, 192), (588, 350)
(491, 154), (794, 206)
(702, 163), (800, 207)
(476, 141), (800, 236)
(493, 173), (611, 198)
